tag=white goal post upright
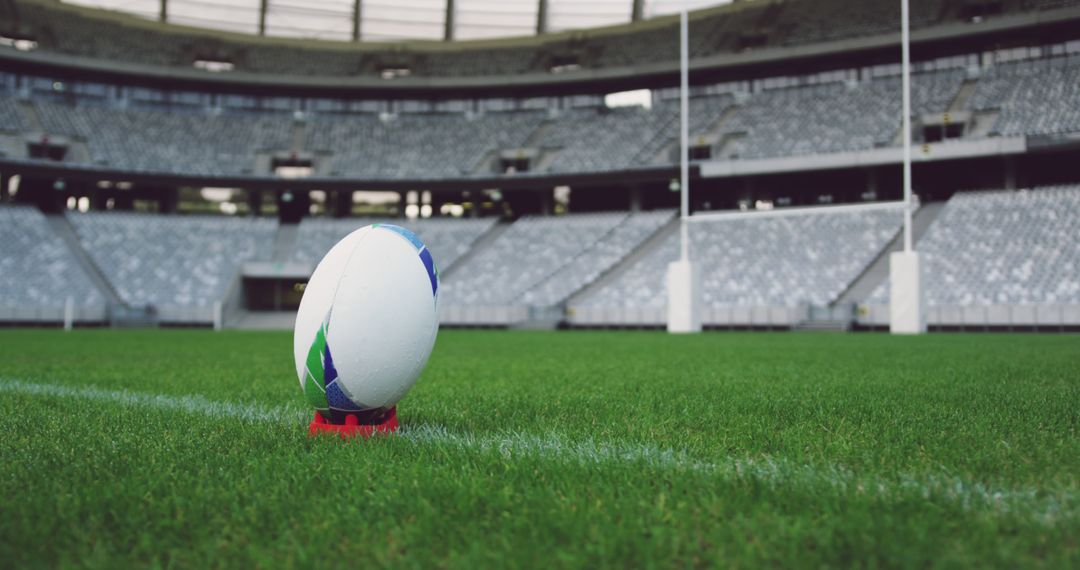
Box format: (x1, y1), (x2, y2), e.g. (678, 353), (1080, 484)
(667, 9), (702, 334)
(890, 0), (927, 334)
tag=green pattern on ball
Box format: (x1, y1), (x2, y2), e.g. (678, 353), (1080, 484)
(303, 320), (329, 412)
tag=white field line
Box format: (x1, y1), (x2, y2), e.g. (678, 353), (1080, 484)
(1, 378), (1074, 524)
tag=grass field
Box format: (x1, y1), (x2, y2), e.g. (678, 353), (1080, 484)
(0, 329), (1077, 568)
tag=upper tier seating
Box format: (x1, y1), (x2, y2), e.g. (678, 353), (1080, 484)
(305, 112), (544, 179)
(719, 70), (964, 159)
(868, 186), (1080, 306)
(776, 0), (945, 46)
(35, 102), (292, 175)
(577, 207), (901, 309)
(0, 66), (967, 178)
(0, 205), (102, 307)
(292, 217), (497, 271)
(68, 212), (277, 308)
(0, 96), (27, 133)
(0, 0), (1045, 79)
(968, 55), (1080, 137)
(441, 211), (632, 306)
(537, 107), (677, 173)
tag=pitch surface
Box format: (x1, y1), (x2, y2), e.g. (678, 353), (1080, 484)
(0, 330), (1077, 567)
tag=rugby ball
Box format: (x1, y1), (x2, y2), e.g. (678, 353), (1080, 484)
(293, 223), (439, 423)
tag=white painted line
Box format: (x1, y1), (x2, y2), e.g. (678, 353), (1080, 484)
(0, 378), (308, 425)
(0, 378), (1074, 524)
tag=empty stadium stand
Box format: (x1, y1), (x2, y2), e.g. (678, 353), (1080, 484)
(34, 102), (292, 175)
(571, 207), (902, 325)
(967, 55), (1080, 136)
(0, 204), (103, 318)
(292, 216), (497, 271)
(0, 59), (1056, 179)
(522, 209), (676, 307)
(441, 211), (640, 306)
(2, 0), (1071, 80)
(305, 111), (545, 179)
(716, 70), (965, 159)
(2, 1), (1080, 333)
(0, 95), (27, 133)
(866, 186), (1080, 308)
(67, 212), (277, 319)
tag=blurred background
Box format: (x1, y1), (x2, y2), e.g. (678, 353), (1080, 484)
(0, 0), (1078, 332)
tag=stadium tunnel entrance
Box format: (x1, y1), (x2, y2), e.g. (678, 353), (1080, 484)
(244, 277), (307, 311)
(240, 262), (311, 312)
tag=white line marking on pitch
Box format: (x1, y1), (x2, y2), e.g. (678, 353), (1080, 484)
(0, 378), (1074, 525)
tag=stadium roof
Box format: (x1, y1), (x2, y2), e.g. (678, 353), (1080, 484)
(64, 0), (729, 42)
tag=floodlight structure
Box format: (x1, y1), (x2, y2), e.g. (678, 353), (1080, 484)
(667, 10), (702, 334)
(889, 0), (927, 334)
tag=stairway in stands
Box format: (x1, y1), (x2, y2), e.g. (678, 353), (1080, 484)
(271, 222), (299, 262)
(565, 215), (680, 308)
(831, 201), (947, 307)
(44, 213), (124, 307)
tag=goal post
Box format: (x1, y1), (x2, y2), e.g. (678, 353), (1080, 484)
(667, 9), (701, 333)
(890, 0), (927, 334)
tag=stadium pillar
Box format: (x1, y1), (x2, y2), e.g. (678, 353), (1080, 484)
(159, 0), (167, 23)
(352, 0), (362, 41)
(866, 169), (878, 200)
(539, 190), (552, 215)
(259, 0), (268, 36)
(0, 172), (9, 202)
(628, 185), (642, 212)
(91, 190), (109, 211)
(444, 0), (455, 41)
(1004, 156), (1017, 190)
(537, 0), (549, 34)
(333, 190), (352, 218)
(158, 186), (178, 214)
(631, 0), (644, 22)
(247, 189), (263, 216)
(114, 193), (134, 211)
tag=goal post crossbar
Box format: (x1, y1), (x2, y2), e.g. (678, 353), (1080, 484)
(685, 200), (908, 223)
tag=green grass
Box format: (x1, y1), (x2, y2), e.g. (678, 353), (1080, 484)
(0, 330), (1078, 568)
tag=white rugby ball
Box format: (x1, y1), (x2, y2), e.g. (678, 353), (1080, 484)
(293, 223), (439, 423)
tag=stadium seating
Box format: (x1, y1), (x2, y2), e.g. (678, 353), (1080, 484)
(292, 216), (497, 271)
(776, 0), (945, 46)
(441, 211), (633, 306)
(718, 70), (964, 159)
(968, 55), (1080, 137)
(0, 205), (102, 307)
(522, 209), (676, 307)
(0, 95), (27, 133)
(537, 107), (676, 173)
(68, 212), (277, 309)
(867, 186), (1080, 306)
(305, 111), (545, 179)
(576, 208), (901, 310)
(0, 66), (973, 177)
(35, 102), (293, 175)
(1, 0), (1051, 79)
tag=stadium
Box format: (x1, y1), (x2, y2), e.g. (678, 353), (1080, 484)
(1, 0), (1078, 566)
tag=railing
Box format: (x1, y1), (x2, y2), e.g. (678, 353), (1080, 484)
(439, 305), (530, 326)
(566, 305), (804, 327)
(0, 304), (107, 323)
(858, 303), (1080, 327)
(806, 303), (856, 322)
